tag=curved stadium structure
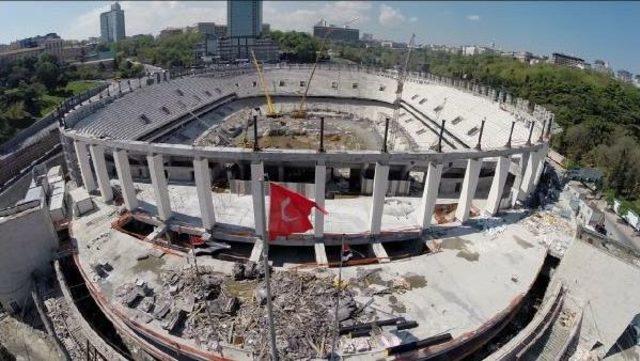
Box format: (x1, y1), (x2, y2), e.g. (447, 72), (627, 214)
(56, 63), (560, 360)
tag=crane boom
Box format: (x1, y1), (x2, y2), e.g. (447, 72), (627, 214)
(292, 17), (359, 118)
(250, 50), (277, 117)
(388, 34), (416, 150)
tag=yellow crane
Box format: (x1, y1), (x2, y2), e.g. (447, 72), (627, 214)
(291, 17), (359, 119)
(250, 49), (279, 118)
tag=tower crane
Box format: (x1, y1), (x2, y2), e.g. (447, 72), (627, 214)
(250, 49), (279, 118)
(388, 33), (416, 151)
(291, 17), (359, 119)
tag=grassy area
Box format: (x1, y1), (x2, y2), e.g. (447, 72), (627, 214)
(65, 80), (102, 95)
(38, 80), (102, 116)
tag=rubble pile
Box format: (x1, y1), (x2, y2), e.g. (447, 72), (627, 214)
(522, 210), (575, 256)
(114, 262), (391, 359)
(44, 294), (85, 360)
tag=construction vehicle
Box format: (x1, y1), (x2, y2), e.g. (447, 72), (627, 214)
(291, 17), (359, 119)
(388, 33), (416, 151)
(250, 49), (279, 118)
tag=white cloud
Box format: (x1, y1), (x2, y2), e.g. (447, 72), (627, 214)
(60, 1), (374, 40)
(409, 17), (418, 23)
(264, 1), (371, 32)
(466, 14), (481, 21)
(62, 1), (226, 40)
(378, 4), (405, 27)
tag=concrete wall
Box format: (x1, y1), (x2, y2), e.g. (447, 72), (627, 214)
(0, 201), (58, 313)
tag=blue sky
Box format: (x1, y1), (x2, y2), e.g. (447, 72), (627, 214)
(1, 1), (638, 73)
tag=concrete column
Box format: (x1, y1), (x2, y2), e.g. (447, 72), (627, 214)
(369, 163), (389, 235)
(147, 154), (172, 221)
(519, 150), (542, 200)
(73, 140), (97, 192)
(511, 151), (530, 206)
(193, 157), (216, 230)
(455, 158), (482, 222)
(533, 144), (549, 187)
(314, 164), (326, 238)
(485, 157), (510, 216)
(89, 145), (113, 202)
(417, 162), (443, 229)
(113, 149), (138, 210)
(251, 162), (265, 238)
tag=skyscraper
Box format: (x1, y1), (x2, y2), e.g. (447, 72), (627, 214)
(227, 0), (262, 38)
(100, 2), (126, 43)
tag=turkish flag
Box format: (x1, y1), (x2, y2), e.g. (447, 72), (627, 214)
(268, 182), (327, 241)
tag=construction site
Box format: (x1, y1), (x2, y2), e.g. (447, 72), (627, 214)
(1, 29), (639, 361)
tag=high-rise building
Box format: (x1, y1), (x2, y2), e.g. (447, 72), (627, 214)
(551, 53), (584, 68)
(227, 0), (262, 38)
(617, 70), (633, 83)
(100, 2), (126, 43)
(313, 20), (359, 43)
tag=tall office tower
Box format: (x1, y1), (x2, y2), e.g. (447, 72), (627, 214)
(227, 0), (262, 38)
(100, 2), (126, 43)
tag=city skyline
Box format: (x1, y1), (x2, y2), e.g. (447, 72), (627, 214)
(0, 1), (638, 73)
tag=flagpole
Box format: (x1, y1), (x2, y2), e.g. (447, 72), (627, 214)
(259, 176), (278, 361)
(330, 234), (345, 360)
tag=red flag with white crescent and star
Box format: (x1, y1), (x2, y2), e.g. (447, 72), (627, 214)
(268, 182), (327, 241)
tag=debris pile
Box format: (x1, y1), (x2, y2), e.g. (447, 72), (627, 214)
(114, 261), (423, 359)
(522, 210), (575, 256)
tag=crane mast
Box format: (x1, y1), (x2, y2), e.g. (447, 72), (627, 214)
(388, 34), (416, 151)
(250, 49), (278, 118)
(291, 17), (359, 119)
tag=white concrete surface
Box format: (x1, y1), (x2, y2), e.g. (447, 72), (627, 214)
(193, 157), (216, 229)
(369, 163), (390, 235)
(418, 162), (443, 229)
(146, 154), (172, 221)
(455, 159), (482, 222)
(485, 157), (510, 216)
(113, 149), (138, 210)
(89, 145), (113, 202)
(74, 140), (96, 193)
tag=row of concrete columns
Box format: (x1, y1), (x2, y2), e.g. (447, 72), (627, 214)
(74, 140), (547, 238)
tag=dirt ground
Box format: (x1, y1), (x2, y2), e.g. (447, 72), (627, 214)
(234, 116), (383, 151)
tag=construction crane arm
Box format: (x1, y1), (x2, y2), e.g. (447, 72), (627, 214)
(294, 17), (359, 118)
(251, 50), (277, 117)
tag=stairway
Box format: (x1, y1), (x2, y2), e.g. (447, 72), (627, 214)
(522, 307), (580, 361)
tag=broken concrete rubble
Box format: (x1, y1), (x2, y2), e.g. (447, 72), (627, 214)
(113, 261), (421, 359)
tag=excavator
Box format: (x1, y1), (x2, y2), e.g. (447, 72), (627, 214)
(250, 49), (279, 118)
(291, 17), (359, 119)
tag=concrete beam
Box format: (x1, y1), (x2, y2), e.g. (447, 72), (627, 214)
(112, 149), (138, 210)
(417, 162), (443, 229)
(146, 153), (172, 221)
(314, 164), (326, 238)
(89, 145), (113, 202)
(485, 157), (510, 216)
(455, 158), (482, 222)
(251, 162), (265, 238)
(64, 130), (546, 168)
(193, 157), (216, 230)
(73, 140), (96, 193)
(369, 163), (389, 235)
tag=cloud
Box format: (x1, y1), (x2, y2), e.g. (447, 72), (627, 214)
(409, 17), (418, 23)
(264, 1), (371, 32)
(60, 1), (374, 40)
(466, 14), (481, 21)
(63, 1), (226, 39)
(379, 4), (408, 27)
